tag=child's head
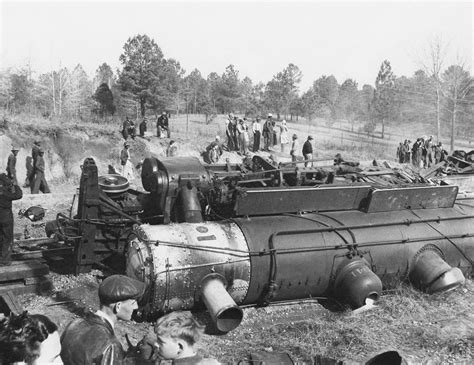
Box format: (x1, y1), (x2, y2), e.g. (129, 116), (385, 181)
(154, 311), (205, 360)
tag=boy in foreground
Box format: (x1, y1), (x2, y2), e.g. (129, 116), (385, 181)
(147, 311), (220, 365)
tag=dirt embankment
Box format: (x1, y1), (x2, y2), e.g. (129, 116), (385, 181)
(0, 117), (207, 190)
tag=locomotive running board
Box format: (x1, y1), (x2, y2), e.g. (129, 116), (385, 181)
(364, 185), (458, 212)
(234, 185), (372, 216)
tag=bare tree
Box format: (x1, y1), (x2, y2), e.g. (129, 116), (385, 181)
(419, 35), (449, 143)
(442, 59), (472, 151)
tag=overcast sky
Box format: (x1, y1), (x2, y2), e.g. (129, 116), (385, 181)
(0, 1), (472, 91)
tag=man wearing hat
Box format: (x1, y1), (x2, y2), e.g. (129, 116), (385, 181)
(262, 113), (274, 151)
(27, 141), (42, 188)
(6, 146), (19, 186)
(302, 135), (314, 167)
(32, 148), (51, 194)
(0, 173), (22, 266)
(60, 274), (146, 364)
(157, 112), (170, 138)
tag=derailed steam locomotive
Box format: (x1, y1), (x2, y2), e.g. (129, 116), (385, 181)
(64, 156), (474, 332)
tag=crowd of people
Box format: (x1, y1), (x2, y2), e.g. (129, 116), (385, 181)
(0, 274), (220, 364)
(225, 113), (291, 155)
(122, 113), (171, 142)
(4, 142), (51, 196)
(1, 142), (52, 263)
(396, 136), (448, 168)
(210, 113), (316, 166)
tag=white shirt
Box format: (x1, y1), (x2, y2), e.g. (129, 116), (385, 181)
(96, 310), (115, 329)
(252, 121), (261, 133)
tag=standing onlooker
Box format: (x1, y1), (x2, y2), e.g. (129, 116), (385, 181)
(0, 173), (22, 266)
(252, 117), (261, 152)
(279, 120), (289, 153)
(122, 117), (131, 140)
(290, 134), (300, 165)
(27, 141), (42, 188)
(232, 117), (239, 151)
(225, 114), (235, 151)
(420, 137), (427, 167)
(272, 120), (278, 147)
(397, 142), (404, 163)
(242, 125), (250, 155)
(302, 135), (314, 167)
(262, 114), (274, 151)
(157, 112), (170, 138)
(433, 142), (447, 164)
(139, 117), (147, 137)
(167, 140), (178, 157)
(424, 136), (434, 168)
(6, 146), (19, 186)
(236, 119), (245, 155)
(403, 140), (411, 163)
(32, 149), (51, 194)
(411, 139), (421, 167)
(128, 120), (136, 140)
(60, 275), (146, 365)
(120, 142), (134, 181)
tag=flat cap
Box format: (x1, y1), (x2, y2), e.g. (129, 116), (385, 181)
(99, 274), (146, 304)
(308, 135), (314, 140)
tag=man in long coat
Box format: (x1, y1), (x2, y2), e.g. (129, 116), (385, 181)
(262, 114), (274, 151)
(32, 149), (51, 194)
(6, 147), (19, 186)
(0, 173), (22, 266)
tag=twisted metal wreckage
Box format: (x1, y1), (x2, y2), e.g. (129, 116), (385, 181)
(36, 154), (472, 334)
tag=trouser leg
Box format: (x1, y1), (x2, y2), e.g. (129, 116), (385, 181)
(0, 210), (13, 264)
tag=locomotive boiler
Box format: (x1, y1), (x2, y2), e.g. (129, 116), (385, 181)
(119, 156), (473, 333)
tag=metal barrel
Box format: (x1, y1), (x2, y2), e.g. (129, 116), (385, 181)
(200, 274), (243, 333)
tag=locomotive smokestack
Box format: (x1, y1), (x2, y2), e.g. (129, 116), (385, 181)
(179, 182), (203, 223)
(200, 274), (243, 333)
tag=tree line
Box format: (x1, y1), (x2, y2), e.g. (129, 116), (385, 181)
(0, 34), (472, 150)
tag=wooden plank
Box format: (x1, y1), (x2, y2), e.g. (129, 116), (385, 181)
(0, 261), (49, 282)
(13, 238), (59, 247)
(0, 277), (52, 296)
(12, 247), (73, 261)
(459, 164), (474, 173)
(420, 161), (446, 178)
(0, 291), (24, 314)
(360, 169), (394, 176)
(397, 170), (414, 183)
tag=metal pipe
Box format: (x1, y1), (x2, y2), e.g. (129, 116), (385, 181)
(200, 274), (243, 333)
